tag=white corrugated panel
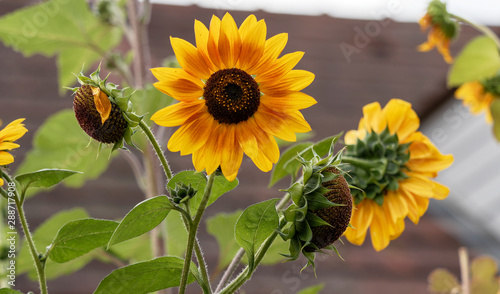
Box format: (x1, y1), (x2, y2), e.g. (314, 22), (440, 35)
(421, 98), (500, 255)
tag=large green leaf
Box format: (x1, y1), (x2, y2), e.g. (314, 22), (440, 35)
(108, 196), (174, 247)
(0, 289), (24, 294)
(491, 99), (500, 141)
(167, 171), (238, 213)
(164, 210), (188, 258)
(17, 208), (92, 280)
(447, 36), (500, 87)
(235, 198), (279, 271)
(15, 169), (80, 197)
(94, 257), (195, 294)
(0, 0), (122, 89)
(48, 218), (119, 263)
(16, 110), (117, 197)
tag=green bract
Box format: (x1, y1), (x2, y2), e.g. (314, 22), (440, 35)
(279, 139), (352, 270)
(427, 0), (459, 40)
(343, 128), (410, 206)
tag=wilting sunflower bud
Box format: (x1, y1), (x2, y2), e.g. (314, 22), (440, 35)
(70, 66), (142, 151)
(279, 137), (353, 269)
(170, 182), (197, 204)
(307, 167), (352, 251)
(73, 85), (127, 144)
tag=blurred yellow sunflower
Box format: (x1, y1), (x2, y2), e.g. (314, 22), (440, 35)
(455, 81), (497, 124)
(0, 118), (28, 185)
(151, 13), (315, 181)
(343, 99), (453, 251)
(417, 0), (458, 64)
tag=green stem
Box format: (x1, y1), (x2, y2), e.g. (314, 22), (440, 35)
(217, 193), (292, 294)
(179, 173), (216, 294)
(451, 14), (500, 49)
(1, 173), (48, 294)
(139, 120), (173, 180)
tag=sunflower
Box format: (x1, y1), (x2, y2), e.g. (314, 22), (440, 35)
(417, 0), (458, 64)
(455, 81), (497, 124)
(0, 118), (28, 185)
(151, 13), (316, 181)
(342, 99), (453, 251)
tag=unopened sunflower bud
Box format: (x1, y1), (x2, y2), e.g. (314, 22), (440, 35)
(73, 84), (127, 144)
(171, 182), (197, 204)
(307, 167), (352, 251)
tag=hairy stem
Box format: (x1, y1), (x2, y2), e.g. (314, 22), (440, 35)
(179, 173), (216, 294)
(451, 14), (500, 49)
(139, 120), (173, 181)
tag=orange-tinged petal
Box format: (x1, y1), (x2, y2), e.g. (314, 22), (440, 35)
(282, 111), (312, 133)
(207, 15), (223, 69)
(194, 20), (217, 72)
(153, 78), (203, 102)
(238, 19), (266, 70)
(248, 33), (288, 74)
(260, 70), (315, 96)
(249, 118), (280, 163)
(0, 151), (14, 165)
(236, 120), (259, 159)
(91, 86), (111, 124)
(151, 100), (205, 127)
(250, 149), (274, 172)
(260, 91), (317, 112)
(218, 13), (241, 68)
(256, 51), (304, 86)
(171, 37), (211, 79)
(220, 125), (243, 180)
(254, 106), (296, 141)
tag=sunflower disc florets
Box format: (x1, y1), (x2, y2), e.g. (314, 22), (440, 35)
(71, 66), (142, 151)
(279, 139), (352, 269)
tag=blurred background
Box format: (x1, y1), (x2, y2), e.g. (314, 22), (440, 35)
(2, 0), (500, 293)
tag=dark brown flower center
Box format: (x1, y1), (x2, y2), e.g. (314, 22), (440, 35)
(73, 85), (127, 144)
(204, 68), (260, 124)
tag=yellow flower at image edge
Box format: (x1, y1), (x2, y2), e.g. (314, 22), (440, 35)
(151, 13), (316, 181)
(343, 99), (453, 251)
(455, 81), (497, 124)
(0, 119), (28, 185)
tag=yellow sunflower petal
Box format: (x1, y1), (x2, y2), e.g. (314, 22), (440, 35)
(248, 33), (288, 74)
(345, 200), (374, 245)
(384, 190), (409, 223)
(151, 68), (204, 89)
(256, 51), (304, 86)
(383, 99), (419, 141)
(260, 69), (315, 95)
(250, 150), (274, 172)
(0, 151), (14, 165)
(0, 178), (3, 186)
(369, 204), (391, 251)
(260, 91), (317, 112)
(236, 120), (259, 159)
(151, 101), (205, 127)
(153, 78), (203, 102)
(282, 111), (312, 134)
(218, 13), (241, 68)
(361, 102), (384, 133)
(194, 19), (217, 72)
(0, 142), (20, 151)
(220, 125), (244, 180)
(238, 18), (266, 70)
(0, 119), (27, 142)
(207, 15), (224, 69)
(432, 181), (450, 200)
(171, 37), (211, 79)
(254, 106), (296, 141)
(250, 118), (280, 163)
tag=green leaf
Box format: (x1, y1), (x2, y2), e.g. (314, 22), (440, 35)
(49, 218), (119, 263)
(107, 234), (152, 263)
(94, 256), (195, 294)
(270, 142), (313, 187)
(471, 256), (498, 281)
(491, 99), (500, 141)
(0, 0), (122, 89)
(428, 268), (460, 293)
(448, 36), (500, 87)
(0, 289), (24, 294)
(235, 198), (280, 271)
(108, 196), (174, 247)
(167, 171), (238, 213)
(206, 210), (243, 271)
(17, 208), (91, 280)
(15, 168), (80, 194)
(165, 210), (188, 258)
(16, 110), (117, 197)
(297, 283), (325, 294)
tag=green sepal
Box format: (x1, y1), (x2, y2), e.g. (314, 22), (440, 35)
(305, 190), (344, 210)
(303, 173), (322, 195)
(305, 213), (332, 228)
(295, 218), (312, 243)
(286, 182), (304, 206)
